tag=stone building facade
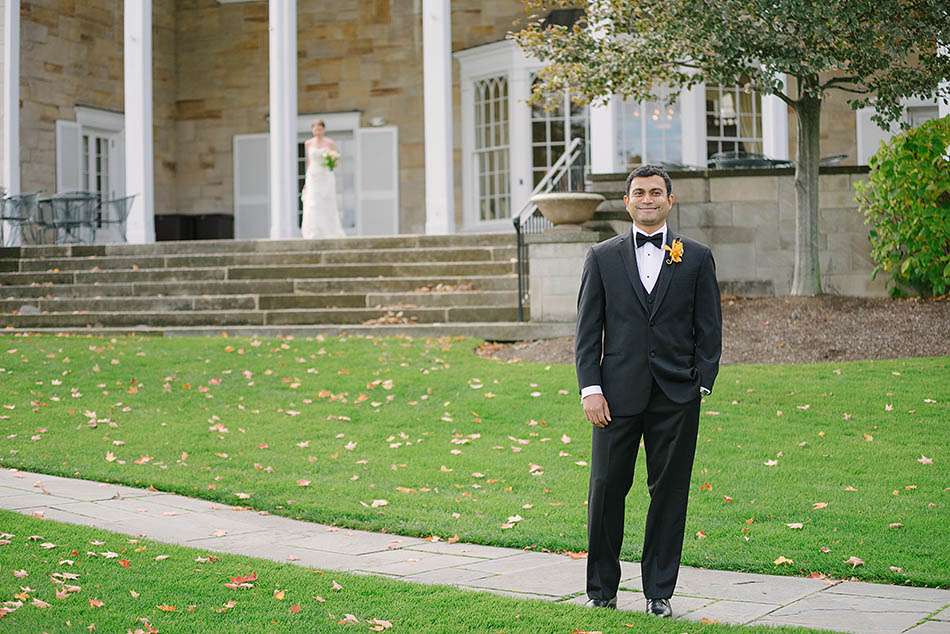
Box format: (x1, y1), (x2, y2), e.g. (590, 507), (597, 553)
(1, 0), (943, 240)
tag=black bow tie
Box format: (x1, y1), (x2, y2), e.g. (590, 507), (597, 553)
(635, 232), (664, 249)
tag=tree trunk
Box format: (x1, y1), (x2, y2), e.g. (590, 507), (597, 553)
(790, 90), (823, 296)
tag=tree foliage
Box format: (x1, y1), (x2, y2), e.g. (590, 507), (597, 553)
(512, 0), (948, 126)
(511, 0), (949, 295)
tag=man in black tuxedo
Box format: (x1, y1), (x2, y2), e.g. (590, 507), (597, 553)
(575, 164), (722, 617)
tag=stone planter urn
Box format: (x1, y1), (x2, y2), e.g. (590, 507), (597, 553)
(530, 192), (605, 230)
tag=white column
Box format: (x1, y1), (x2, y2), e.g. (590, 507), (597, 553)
(939, 45), (950, 119)
(268, 0), (299, 239)
(586, 0), (618, 175)
(508, 61), (532, 219)
(124, 0), (155, 243)
(762, 73), (789, 160)
(680, 81), (706, 168)
(422, 0), (454, 234)
(589, 95), (618, 173)
(3, 0), (20, 197)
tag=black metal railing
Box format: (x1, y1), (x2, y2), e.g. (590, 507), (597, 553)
(513, 138), (587, 321)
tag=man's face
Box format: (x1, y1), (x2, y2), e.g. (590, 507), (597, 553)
(624, 175), (674, 230)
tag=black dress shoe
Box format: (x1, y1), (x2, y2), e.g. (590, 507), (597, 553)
(583, 596), (617, 609)
(646, 598), (672, 617)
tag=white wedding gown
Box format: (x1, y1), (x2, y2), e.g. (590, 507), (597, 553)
(301, 145), (345, 239)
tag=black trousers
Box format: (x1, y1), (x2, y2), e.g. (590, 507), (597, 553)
(586, 377), (701, 600)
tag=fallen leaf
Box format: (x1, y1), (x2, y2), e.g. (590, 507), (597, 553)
(773, 556), (794, 565)
(786, 523), (804, 529)
(845, 556), (864, 568)
(88, 598), (104, 608)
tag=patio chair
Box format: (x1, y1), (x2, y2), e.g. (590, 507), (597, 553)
(0, 193), (41, 246)
(97, 195), (136, 243)
(44, 192), (100, 244)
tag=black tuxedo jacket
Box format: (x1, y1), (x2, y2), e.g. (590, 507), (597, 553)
(574, 227), (722, 416)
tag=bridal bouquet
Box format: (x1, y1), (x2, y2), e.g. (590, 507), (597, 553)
(322, 149), (340, 172)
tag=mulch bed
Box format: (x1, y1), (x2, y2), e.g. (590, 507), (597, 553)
(476, 296), (950, 365)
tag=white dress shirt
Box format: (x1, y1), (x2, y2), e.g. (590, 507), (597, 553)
(580, 224), (711, 400)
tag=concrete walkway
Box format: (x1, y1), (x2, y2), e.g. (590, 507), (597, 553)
(1, 469), (947, 633)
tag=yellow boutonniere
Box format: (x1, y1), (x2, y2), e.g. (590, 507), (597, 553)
(663, 238), (684, 264)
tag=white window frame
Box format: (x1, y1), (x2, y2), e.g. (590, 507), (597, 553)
(704, 80), (765, 159)
(62, 106), (125, 199)
(856, 96), (940, 165)
(456, 40), (535, 233)
(529, 74), (591, 190)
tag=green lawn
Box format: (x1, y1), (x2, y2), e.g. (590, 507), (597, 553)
(0, 334), (947, 588)
(0, 510), (831, 633)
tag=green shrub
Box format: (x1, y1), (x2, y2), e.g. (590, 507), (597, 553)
(855, 116), (950, 297)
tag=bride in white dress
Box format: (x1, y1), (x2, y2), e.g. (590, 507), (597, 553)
(301, 119), (346, 239)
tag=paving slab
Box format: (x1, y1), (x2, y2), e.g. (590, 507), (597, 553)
(404, 540), (527, 559)
(678, 599), (783, 625)
(401, 567), (499, 586)
(674, 565), (832, 604)
(352, 551), (485, 577)
(283, 527), (425, 555)
(752, 591), (940, 633)
(906, 621), (950, 633)
(0, 492), (62, 509)
(456, 550), (565, 575)
(462, 559), (589, 596)
(185, 531), (358, 572)
(824, 580), (950, 605)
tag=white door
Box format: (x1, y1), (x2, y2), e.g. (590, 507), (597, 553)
(233, 133), (270, 239)
(55, 120), (83, 193)
(356, 126), (399, 235)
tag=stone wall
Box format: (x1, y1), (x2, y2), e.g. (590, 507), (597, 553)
(174, 0), (525, 231)
(594, 168), (886, 297)
(17, 0), (177, 213)
(12, 0), (872, 230)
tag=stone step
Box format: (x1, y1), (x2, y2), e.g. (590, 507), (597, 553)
(0, 305), (526, 328)
(8, 245), (517, 272)
(0, 261), (520, 286)
(0, 321), (573, 341)
(0, 280), (295, 299)
(293, 275), (519, 294)
(226, 261), (518, 280)
(0, 275), (519, 299)
(0, 295), (258, 314)
(0, 232), (517, 259)
(0, 291), (518, 314)
(260, 290), (518, 310)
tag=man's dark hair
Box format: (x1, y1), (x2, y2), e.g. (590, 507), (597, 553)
(625, 165), (673, 197)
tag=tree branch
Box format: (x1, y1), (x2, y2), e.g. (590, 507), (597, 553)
(772, 90), (797, 108)
(826, 84), (872, 95)
(821, 75), (864, 90)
